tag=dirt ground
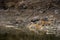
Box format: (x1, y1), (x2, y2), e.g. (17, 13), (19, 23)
(0, 0), (60, 40)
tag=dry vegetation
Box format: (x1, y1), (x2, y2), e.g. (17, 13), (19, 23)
(0, 0), (60, 40)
